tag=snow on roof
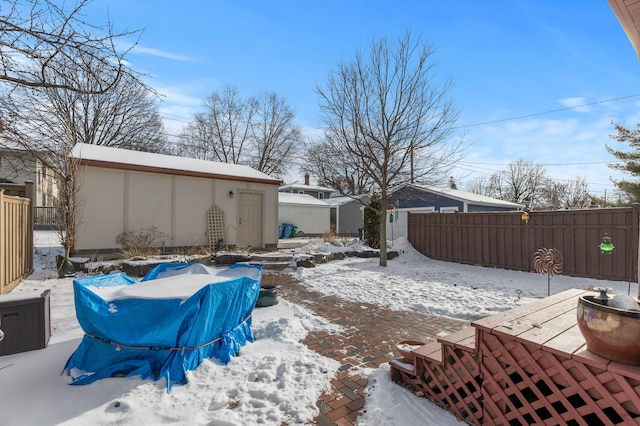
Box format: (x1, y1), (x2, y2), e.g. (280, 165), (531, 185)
(402, 184), (524, 208)
(70, 143), (281, 184)
(323, 195), (368, 207)
(278, 192), (331, 207)
(279, 182), (336, 193)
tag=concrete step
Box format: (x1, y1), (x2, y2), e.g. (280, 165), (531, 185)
(245, 261), (293, 271)
(251, 253), (295, 262)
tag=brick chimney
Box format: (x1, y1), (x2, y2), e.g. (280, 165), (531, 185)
(304, 174), (310, 185)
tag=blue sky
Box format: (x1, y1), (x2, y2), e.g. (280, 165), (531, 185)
(87, 0), (640, 199)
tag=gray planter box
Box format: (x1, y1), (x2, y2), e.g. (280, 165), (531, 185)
(0, 289), (51, 355)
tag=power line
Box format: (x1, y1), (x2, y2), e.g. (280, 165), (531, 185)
(453, 164), (618, 194)
(162, 93), (640, 133)
(455, 93), (640, 129)
(458, 160), (623, 166)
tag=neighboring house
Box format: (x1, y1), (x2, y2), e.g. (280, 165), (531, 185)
(278, 192), (331, 236)
(279, 174), (335, 199)
(71, 143), (281, 256)
(324, 195), (370, 237)
(0, 146), (60, 208)
(386, 183), (524, 241)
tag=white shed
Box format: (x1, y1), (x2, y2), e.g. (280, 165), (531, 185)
(71, 143), (281, 255)
(278, 192), (331, 236)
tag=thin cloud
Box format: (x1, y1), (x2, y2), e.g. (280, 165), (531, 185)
(132, 45), (196, 63)
(558, 97), (590, 113)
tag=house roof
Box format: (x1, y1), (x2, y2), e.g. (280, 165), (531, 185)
(70, 143), (281, 185)
(392, 183), (525, 209)
(279, 182), (336, 193)
(609, 0), (640, 60)
(278, 192), (331, 207)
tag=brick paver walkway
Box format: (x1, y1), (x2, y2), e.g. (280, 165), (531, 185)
(262, 273), (469, 426)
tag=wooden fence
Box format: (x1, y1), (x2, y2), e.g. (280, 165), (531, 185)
(407, 206), (640, 283)
(0, 186), (34, 294)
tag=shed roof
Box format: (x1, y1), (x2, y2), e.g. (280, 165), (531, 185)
(323, 195), (369, 207)
(70, 143), (281, 185)
(278, 192), (331, 207)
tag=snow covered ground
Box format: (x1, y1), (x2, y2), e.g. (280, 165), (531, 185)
(0, 231), (627, 425)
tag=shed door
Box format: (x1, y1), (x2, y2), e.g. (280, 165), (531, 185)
(238, 192), (263, 249)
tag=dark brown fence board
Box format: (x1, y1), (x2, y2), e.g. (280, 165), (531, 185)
(407, 207), (640, 283)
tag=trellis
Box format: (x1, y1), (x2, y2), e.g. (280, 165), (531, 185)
(207, 205), (225, 251)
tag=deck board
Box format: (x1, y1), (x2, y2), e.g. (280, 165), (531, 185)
(472, 288), (590, 350)
(455, 335), (476, 351)
(472, 288), (588, 333)
(541, 322), (587, 357)
(517, 309), (583, 348)
(438, 326), (475, 348)
(412, 340), (443, 364)
(493, 297), (578, 343)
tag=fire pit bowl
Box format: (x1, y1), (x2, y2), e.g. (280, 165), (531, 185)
(577, 294), (640, 365)
(395, 340), (425, 363)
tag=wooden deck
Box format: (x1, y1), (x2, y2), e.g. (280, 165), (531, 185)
(390, 289), (640, 425)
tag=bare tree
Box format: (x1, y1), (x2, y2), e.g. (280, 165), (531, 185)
(538, 178), (565, 209)
(537, 177), (591, 210)
(177, 86), (255, 163)
(248, 91), (301, 177)
(466, 160), (570, 209)
(500, 159), (546, 206)
(316, 31), (463, 266)
(562, 176), (591, 209)
(466, 175), (501, 198)
(302, 133), (373, 195)
(176, 87), (300, 178)
(0, 0), (139, 94)
(0, 53), (166, 257)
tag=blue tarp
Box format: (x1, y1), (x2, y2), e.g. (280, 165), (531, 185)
(63, 263), (261, 390)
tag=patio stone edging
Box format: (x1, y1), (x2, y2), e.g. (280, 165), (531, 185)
(73, 249), (399, 277)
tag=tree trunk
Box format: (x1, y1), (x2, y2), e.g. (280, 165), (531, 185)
(379, 195), (388, 267)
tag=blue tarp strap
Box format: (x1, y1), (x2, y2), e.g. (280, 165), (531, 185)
(83, 313), (253, 352)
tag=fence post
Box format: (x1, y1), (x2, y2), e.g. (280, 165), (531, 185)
(24, 180), (34, 274)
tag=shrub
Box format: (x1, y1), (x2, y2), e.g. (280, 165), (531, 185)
(115, 226), (168, 258)
(363, 194), (381, 249)
(322, 230), (339, 246)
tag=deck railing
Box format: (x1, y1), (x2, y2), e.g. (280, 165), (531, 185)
(34, 206), (62, 229)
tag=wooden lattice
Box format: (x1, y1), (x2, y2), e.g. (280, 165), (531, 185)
(390, 290), (640, 425)
(390, 331), (483, 425)
(207, 205), (225, 251)
(479, 331), (640, 425)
